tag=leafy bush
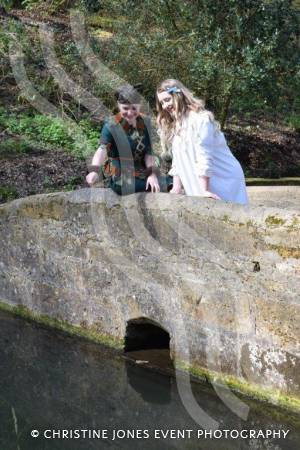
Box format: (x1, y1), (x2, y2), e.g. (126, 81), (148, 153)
(0, 111), (99, 157)
(29, 116), (70, 146)
(287, 114), (300, 132)
(21, 0), (73, 13)
(281, 165), (300, 177)
(265, 161), (282, 179)
(20, 0), (102, 13)
(63, 175), (84, 191)
(96, 0), (300, 126)
(0, 0), (24, 8)
(79, 0), (102, 12)
(0, 186), (18, 202)
(0, 0), (14, 8)
(0, 138), (33, 155)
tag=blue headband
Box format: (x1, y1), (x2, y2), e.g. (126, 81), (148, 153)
(166, 87), (181, 94)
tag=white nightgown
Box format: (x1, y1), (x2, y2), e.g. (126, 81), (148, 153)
(169, 111), (248, 204)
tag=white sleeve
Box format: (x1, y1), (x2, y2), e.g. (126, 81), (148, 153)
(168, 149), (178, 176)
(193, 115), (216, 177)
(168, 159), (178, 176)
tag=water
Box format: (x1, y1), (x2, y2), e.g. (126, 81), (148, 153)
(0, 310), (300, 450)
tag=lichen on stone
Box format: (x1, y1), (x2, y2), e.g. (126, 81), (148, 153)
(265, 215), (286, 227)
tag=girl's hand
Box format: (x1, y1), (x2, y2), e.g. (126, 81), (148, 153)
(146, 174), (160, 193)
(202, 190), (221, 200)
(169, 187), (182, 194)
(86, 171), (99, 185)
(170, 175), (183, 194)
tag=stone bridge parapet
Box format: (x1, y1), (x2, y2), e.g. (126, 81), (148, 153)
(0, 187), (299, 409)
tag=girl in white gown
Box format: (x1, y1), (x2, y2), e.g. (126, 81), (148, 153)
(156, 79), (248, 204)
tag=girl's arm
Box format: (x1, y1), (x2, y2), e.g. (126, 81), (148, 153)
(198, 175), (220, 200)
(170, 175), (183, 194)
(86, 145), (107, 185)
(86, 121), (113, 186)
(92, 145), (107, 166)
(169, 152), (183, 194)
(194, 114), (220, 199)
(145, 153), (160, 193)
(144, 119), (160, 193)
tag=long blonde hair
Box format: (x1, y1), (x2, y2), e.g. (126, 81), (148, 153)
(156, 79), (219, 145)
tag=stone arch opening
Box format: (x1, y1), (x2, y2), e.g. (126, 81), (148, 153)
(124, 318), (170, 353)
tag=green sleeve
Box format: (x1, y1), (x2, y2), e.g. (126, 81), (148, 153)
(100, 122), (114, 146)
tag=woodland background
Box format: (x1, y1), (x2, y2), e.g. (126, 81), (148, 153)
(0, 0), (300, 202)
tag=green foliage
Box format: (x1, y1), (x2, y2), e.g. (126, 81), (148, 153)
(0, 0), (23, 7)
(265, 161), (282, 178)
(0, 138), (32, 156)
(21, 0), (73, 13)
(1, 0), (299, 183)
(0, 110), (99, 157)
(287, 114), (300, 132)
(20, 0), (35, 9)
(293, 0), (300, 9)
(0, 0), (13, 8)
(15, 115), (70, 146)
(0, 18), (24, 58)
(63, 175), (84, 191)
(0, 185), (18, 202)
(2, 0), (298, 127)
(79, 0), (102, 12)
(0, 0), (36, 8)
(86, 14), (119, 30)
(96, 0), (300, 126)
(20, 0), (102, 13)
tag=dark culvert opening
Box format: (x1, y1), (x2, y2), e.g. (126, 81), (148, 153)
(124, 318), (173, 375)
(124, 318), (170, 352)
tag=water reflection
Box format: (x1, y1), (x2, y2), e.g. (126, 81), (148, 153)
(0, 310), (299, 450)
(126, 360), (172, 404)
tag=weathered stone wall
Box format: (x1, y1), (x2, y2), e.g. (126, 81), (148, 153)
(0, 187), (299, 407)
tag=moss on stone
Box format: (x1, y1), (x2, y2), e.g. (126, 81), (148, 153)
(286, 216), (300, 231)
(2, 299), (300, 414)
(292, 217), (300, 226)
(267, 244), (300, 259)
(265, 215), (286, 227)
(176, 360), (300, 414)
(0, 301), (124, 350)
(221, 215), (256, 230)
(18, 197), (66, 221)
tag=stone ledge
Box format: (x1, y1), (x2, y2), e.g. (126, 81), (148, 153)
(0, 188), (299, 410)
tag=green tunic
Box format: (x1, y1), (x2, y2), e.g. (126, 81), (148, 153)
(99, 113), (171, 195)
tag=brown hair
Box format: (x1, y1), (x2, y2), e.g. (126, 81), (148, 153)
(114, 84), (142, 104)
